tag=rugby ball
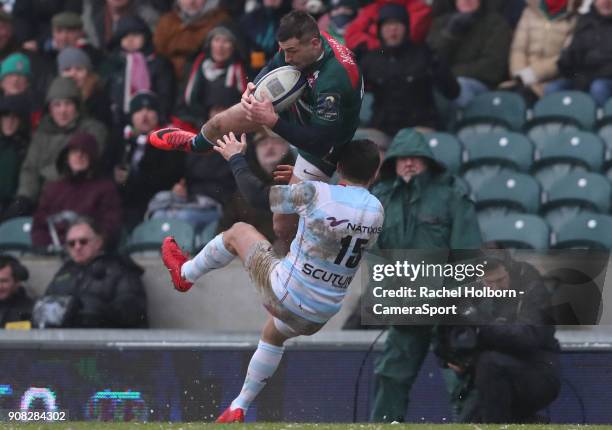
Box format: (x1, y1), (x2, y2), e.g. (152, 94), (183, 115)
(253, 65), (307, 112)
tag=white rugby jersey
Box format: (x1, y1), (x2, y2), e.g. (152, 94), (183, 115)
(269, 181), (384, 323)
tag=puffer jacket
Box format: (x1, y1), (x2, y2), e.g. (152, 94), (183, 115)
(43, 254), (147, 328)
(510, 0), (578, 96)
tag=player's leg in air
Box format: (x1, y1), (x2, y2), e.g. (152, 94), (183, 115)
(162, 223), (322, 423)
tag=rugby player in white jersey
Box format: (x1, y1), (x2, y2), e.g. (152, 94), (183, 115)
(161, 135), (384, 423)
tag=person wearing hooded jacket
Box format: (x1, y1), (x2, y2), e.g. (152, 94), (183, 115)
(370, 128), (482, 422)
(7, 77), (108, 219)
(101, 14), (175, 127)
(427, 0), (512, 107)
(548, 0), (612, 106)
(345, 0), (433, 60)
(31, 132), (122, 250)
(361, 3), (459, 136)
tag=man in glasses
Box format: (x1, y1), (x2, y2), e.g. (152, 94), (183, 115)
(36, 217), (148, 328)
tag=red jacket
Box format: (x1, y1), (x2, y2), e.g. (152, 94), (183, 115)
(345, 0), (432, 52)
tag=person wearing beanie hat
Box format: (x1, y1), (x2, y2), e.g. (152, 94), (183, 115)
(31, 131), (122, 249)
(114, 89), (184, 231)
(178, 25), (246, 125)
(360, 2), (459, 135)
(0, 53), (31, 96)
(58, 47), (112, 127)
(345, 0), (433, 60)
(101, 14), (174, 129)
(366, 128), (481, 422)
(12, 76), (108, 207)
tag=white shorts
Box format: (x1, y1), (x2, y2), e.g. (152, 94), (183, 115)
(244, 240), (324, 336)
(292, 155), (332, 183)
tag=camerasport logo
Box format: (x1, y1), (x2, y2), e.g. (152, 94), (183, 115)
(326, 217), (349, 227)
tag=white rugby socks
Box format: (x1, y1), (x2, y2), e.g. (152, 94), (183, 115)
(231, 340), (284, 411)
(181, 233), (235, 282)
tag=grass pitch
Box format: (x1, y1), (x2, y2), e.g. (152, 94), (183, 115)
(2, 424), (612, 430)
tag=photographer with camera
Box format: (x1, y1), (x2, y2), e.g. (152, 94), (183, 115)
(435, 251), (561, 423)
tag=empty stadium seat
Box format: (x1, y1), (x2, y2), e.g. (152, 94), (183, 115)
(456, 123), (509, 143)
(479, 214), (550, 249)
(526, 122), (581, 147)
(462, 131), (533, 172)
(0, 217), (33, 254)
(124, 219), (194, 255)
(457, 90), (527, 131)
(425, 132), (462, 174)
(552, 213), (612, 249)
(195, 220), (219, 249)
(533, 131), (605, 191)
(526, 90), (597, 131)
(475, 172), (541, 215)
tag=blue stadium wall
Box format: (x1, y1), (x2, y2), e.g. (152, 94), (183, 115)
(0, 348), (609, 423)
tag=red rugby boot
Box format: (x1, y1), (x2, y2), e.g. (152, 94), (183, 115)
(215, 406), (245, 423)
(161, 237), (193, 292)
(149, 128), (195, 152)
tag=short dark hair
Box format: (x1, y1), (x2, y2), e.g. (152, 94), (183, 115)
(0, 255), (29, 282)
(337, 139), (381, 185)
(68, 216), (104, 240)
(277, 10), (320, 43)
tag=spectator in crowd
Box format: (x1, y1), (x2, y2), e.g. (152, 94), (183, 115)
(0, 10), (18, 61)
(0, 52), (31, 96)
(317, 0), (359, 45)
(58, 47), (113, 127)
(153, 0), (230, 80)
(0, 94), (30, 219)
(361, 3), (459, 136)
(82, 0), (162, 50)
(8, 77), (108, 218)
(38, 217), (148, 328)
(11, 0), (82, 47)
(31, 132), (122, 251)
(369, 128), (482, 422)
(427, 0), (512, 107)
(114, 91), (184, 230)
(549, 0), (612, 106)
(345, 0), (433, 60)
(102, 14), (175, 127)
(28, 12), (102, 103)
(435, 251), (560, 422)
(500, 0), (579, 104)
(177, 25), (247, 125)
(0, 255), (33, 328)
(160, 87), (239, 232)
(239, 0), (289, 75)
(218, 131), (295, 251)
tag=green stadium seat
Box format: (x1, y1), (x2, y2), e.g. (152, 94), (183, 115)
(456, 123), (509, 143)
(457, 91), (527, 131)
(474, 172), (541, 216)
(526, 122), (580, 147)
(543, 172), (611, 213)
(360, 92), (374, 126)
(0, 217), (33, 253)
(462, 131), (533, 172)
(124, 219), (195, 255)
(479, 214), (550, 249)
(552, 213), (612, 249)
(526, 90), (597, 131)
(462, 165), (517, 195)
(195, 220), (219, 249)
(541, 172), (610, 232)
(424, 132), (462, 174)
(532, 131), (605, 191)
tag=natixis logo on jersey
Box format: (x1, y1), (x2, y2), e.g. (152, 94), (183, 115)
(327, 217), (349, 227)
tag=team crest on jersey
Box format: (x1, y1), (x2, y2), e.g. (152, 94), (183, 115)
(307, 70), (320, 88)
(316, 93), (340, 122)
